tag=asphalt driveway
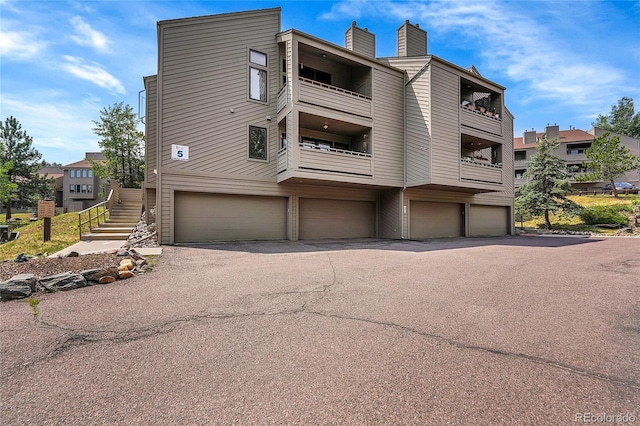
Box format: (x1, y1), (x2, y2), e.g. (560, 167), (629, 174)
(1, 236), (638, 425)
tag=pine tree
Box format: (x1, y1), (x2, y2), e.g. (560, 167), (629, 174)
(0, 116), (43, 219)
(92, 102), (144, 188)
(575, 132), (639, 197)
(516, 136), (581, 229)
(593, 97), (640, 138)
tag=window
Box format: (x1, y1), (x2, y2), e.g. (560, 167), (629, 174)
(249, 50), (267, 102)
(70, 170), (75, 178)
(70, 184), (75, 193)
(514, 151), (526, 161)
(248, 126), (267, 160)
(81, 169), (87, 178)
(81, 184), (87, 193)
(515, 169), (526, 179)
(88, 169), (93, 178)
(87, 184), (93, 193)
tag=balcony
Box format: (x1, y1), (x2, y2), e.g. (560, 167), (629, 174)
(460, 158), (503, 184)
(299, 144), (372, 176)
(460, 104), (502, 136)
(298, 77), (372, 118)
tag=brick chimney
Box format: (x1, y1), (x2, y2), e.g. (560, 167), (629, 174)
(397, 20), (427, 57)
(345, 21), (375, 59)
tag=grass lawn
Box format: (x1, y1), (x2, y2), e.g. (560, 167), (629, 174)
(0, 212), (82, 261)
(516, 193), (639, 233)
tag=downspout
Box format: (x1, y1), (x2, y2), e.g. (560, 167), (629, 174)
(402, 70), (407, 239)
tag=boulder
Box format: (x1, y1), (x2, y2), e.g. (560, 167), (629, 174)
(118, 270), (134, 279)
(0, 274), (37, 301)
(98, 276), (116, 284)
(40, 272), (88, 292)
(119, 259), (134, 271)
(80, 266), (119, 283)
(66, 251), (79, 258)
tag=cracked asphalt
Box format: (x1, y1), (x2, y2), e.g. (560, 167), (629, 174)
(1, 236), (639, 425)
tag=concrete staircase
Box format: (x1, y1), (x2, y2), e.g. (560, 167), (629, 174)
(80, 188), (142, 241)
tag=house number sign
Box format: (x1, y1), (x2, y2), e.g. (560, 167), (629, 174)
(171, 144), (189, 161)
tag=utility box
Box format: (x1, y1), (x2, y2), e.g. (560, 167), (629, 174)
(0, 225), (8, 241)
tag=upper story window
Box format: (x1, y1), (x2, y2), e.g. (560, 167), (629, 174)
(70, 170), (75, 178)
(248, 125), (267, 161)
(249, 49), (267, 102)
(514, 151), (526, 161)
(566, 143), (590, 155)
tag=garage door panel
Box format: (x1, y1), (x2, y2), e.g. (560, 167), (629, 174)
(410, 201), (463, 238)
(175, 192), (287, 242)
(469, 205), (508, 236)
(299, 198), (375, 240)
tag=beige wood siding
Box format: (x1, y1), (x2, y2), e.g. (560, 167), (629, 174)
(174, 192), (287, 242)
(409, 200), (463, 238)
(460, 161), (503, 184)
(469, 205), (508, 236)
(379, 189), (402, 239)
(144, 75), (157, 188)
(299, 148), (372, 176)
(460, 107), (502, 136)
(371, 68), (405, 186)
(298, 78), (372, 118)
(429, 62), (462, 184)
(299, 198), (375, 239)
(158, 9), (280, 178)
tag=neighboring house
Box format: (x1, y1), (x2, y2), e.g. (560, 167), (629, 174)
(143, 8), (514, 244)
(38, 166), (64, 207)
(514, 125), (640, 190)
(62, 152), (109, 212)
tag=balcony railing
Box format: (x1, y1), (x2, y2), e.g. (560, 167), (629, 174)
(298, 77), (372, 118)
(299, 143), (372, 176)
(460, 157), (502, 184)
(460, 104), (502, 136)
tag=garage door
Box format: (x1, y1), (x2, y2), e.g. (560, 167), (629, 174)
(410, 201), (463, 238)
(174, 192), (287, 242)
(299, 198), (376, 240)
(469, 205), (509, 236)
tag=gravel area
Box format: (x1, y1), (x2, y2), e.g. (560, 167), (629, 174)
(0, 253), (120, 281)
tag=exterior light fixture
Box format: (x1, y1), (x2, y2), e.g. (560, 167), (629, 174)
(323, 124), (328, 130)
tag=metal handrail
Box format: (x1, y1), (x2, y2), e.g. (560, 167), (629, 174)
(77, 189), (113, 239)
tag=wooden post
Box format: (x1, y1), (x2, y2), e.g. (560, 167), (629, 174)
(38, 200), (55, 242)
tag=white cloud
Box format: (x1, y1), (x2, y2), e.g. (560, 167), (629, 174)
(0, 29), (46, 60)
(61, 55), (125, 94)
(1, 95), (102, 164)
(70, 16), (111, 53)
(320, 0), (627, 109)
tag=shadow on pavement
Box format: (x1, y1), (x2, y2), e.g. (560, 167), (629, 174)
(173, 235), (605, 255)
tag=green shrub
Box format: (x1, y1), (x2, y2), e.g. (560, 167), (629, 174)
(579, 204), (631, 226)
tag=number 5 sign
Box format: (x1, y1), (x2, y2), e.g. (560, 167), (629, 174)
(171, 144), (189, 161)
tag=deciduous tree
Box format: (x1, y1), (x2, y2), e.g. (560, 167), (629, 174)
(516, 136), (582, 229)
(92, 102), (144, 188)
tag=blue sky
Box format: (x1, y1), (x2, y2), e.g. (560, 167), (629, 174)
(1, 0), (639, 165)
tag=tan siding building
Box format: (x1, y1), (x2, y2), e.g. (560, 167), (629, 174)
(144, 8), (515, 244)
(514, 126), (640, 190)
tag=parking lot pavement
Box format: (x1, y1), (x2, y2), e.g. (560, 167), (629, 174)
(1, 236), (638, 424)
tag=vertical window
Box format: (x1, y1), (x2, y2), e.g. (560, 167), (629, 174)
(82, 169), (87, 178)
(249, 50), (268, 102)
(70, 184), (75, 193)
(81, 184), (87, 193)
(88, 170), (93, 177)
(248, 126), (267, 160)
(75, 184), (81, 193)
(88, 184), (93, 193)
(70, 170), (75, 178)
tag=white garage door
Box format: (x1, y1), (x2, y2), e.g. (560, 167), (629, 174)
(299, 198), (376, 240)
(410, 201), (463, 238)
(174, 192), (287, 242)
(469, 205), (509, 236)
